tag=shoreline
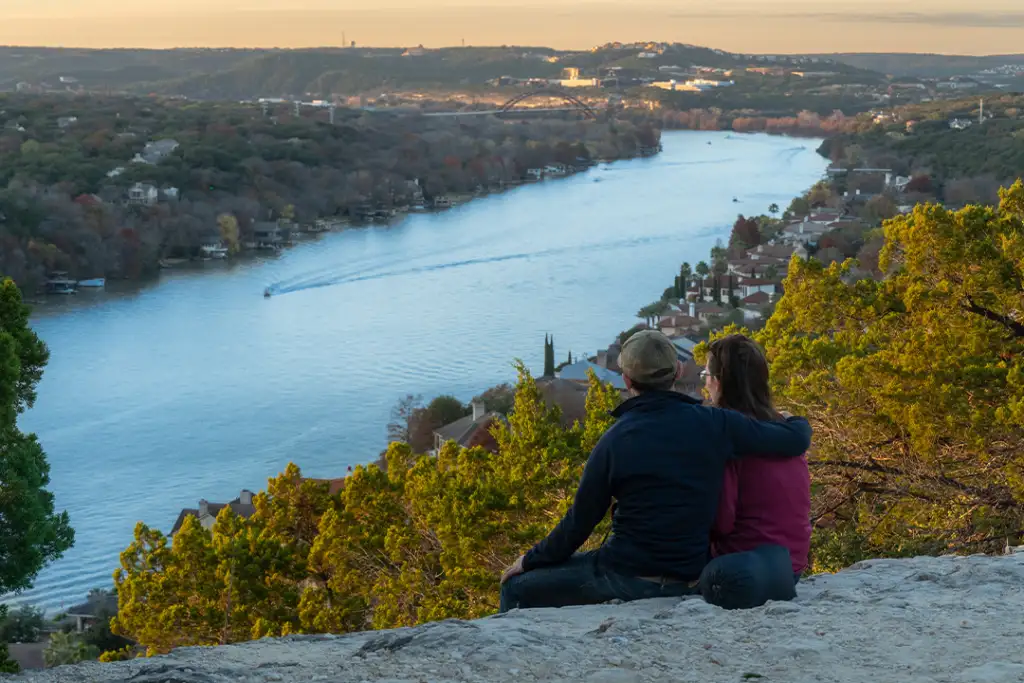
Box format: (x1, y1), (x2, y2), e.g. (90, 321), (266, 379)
(24, 150), (658, 310)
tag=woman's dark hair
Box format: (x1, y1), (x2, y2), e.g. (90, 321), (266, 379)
(706, 334), (780, 421)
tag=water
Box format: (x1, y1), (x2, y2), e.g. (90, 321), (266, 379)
(13, 131), (827, 612)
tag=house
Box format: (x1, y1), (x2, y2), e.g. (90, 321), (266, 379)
(57, 116), (78, 129)
(252, 222), (284, 248)
(737, 277), (780, 299)
(526, 168), (544, 180)
(63, 591), (119, 633)
(161, 186), (180, 200)
(432, 400), (501, 454)
(556, 359), (627, 390)
(667, 335), (699, 361)
(595, 342), (623, 373)
(133, 138), (180, 164)
(740, 291), (772, 321)
(658, 314), (701, 337)
(402, 46), (427, 57)
(127, 182), (159, 206)
(686, 300), (728, 322)
(949, 118), (973, 130)
(747, 243), (796, 261)
(170, 489), (258, 535)
(781, 218), (831, 245)
(107, 166), (125, 178)
(536, 377), (590, 426)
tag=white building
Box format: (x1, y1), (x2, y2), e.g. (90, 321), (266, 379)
(128, 183), (159, 207)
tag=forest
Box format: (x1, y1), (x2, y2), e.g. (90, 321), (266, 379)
(819, 94), (1024, 204)
(0, 94), (659, 291)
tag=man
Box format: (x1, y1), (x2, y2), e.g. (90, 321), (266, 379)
(498, 330), (812, 612)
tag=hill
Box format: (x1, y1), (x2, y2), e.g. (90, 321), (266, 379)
(0, 44), (885, 101)
(817, 52), (1024, 79)
(12, 553), (1024, 682)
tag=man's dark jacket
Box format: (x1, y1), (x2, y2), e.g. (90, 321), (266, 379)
(522, 391), (813, 581)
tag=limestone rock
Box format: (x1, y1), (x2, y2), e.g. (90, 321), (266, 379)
(11, 555), (1024, 683)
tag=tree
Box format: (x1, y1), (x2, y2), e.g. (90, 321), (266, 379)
(387, 394), (422, 444)
(543, 335), (555, 378)
(473, 384), (516, 415)
(636, 300), (670, 327)
(759, 182), (1024, 570)
(0, 604), (43, 643)
(110, 366), (624, 652)
(407, 395), (471, 453)
(43, 631), (99, 667)
(729, 214), (760, 251)
(768, 203), (780, 216)
(217, 214), (240, 254)
(905, 174), (933, 194)
(0, 280), (74, 597)
(679, 262), (693, 289)
(786, 195), (810, 218)
(695, 261), (710, 279)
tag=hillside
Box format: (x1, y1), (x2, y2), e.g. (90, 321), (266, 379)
(13, 553), (1024, 682)
(819, 52), (1024, 78)
(0, 44), (885, 101)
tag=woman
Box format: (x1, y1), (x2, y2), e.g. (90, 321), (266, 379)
(704, 334), (811, 581)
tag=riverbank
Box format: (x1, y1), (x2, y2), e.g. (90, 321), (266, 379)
(0, 93), (662, 293)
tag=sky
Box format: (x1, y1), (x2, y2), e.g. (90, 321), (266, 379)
(4, 0), (1024, 54)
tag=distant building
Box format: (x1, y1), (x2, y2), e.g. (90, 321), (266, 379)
(57, 116), (78, 129)
(402, 45), (427, 57)
(133, 138), (180, 165)
(432, 400), (501, 454)
(171, 489), (258, 535)
(949, 118), (973, 130)
(127, 183), (159, 207)
(556, 359), (627, 390)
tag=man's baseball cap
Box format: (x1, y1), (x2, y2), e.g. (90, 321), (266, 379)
(619, 330), (679, 385)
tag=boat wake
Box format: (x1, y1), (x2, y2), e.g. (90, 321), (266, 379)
(265, 233), (684, 297)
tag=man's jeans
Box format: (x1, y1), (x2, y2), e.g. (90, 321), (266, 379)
(499, 551), (699, 612)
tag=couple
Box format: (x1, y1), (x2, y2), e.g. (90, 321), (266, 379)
(499, 330), (811, 611)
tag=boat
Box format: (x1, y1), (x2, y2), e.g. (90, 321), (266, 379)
(200, 244), (229, 260)
(732, 197), (740, 203)
(45, 272), (78, 295)
(264, 288), (272, 298)
(159, 258), (188, 268)
(77, 278), (106, 288)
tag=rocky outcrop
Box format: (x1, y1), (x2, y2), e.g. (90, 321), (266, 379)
(14, 554), (1024, 683)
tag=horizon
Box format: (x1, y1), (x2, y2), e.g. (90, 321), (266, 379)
(4, 1), (1024, 55)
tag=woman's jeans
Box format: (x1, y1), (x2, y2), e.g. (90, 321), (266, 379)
(499, 551), (699, 612)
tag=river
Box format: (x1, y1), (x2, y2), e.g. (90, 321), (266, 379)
(14, 131), (828, 612)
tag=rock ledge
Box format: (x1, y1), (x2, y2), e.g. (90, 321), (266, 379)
(13, 554), (1024, 683)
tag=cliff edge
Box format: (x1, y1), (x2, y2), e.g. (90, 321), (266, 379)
(13, 554), (1024, 683)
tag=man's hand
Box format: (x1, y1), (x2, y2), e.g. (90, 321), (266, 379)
(779, 410), (793, 419)
(500, 555), (526, 584)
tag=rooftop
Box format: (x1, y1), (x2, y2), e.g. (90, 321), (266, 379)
(556, 359), (626, 390)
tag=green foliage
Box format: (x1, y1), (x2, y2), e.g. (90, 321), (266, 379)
(0, 279), (74, 596)
(0, 606), (18, 674)
(42, 631), (99, 668)
(543, 335), (555, 378)
(112, 365), (620, 653)
(473, 384), (516, 416)
(0, 604), (43, 643)
(759, 183), (1024, 565)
